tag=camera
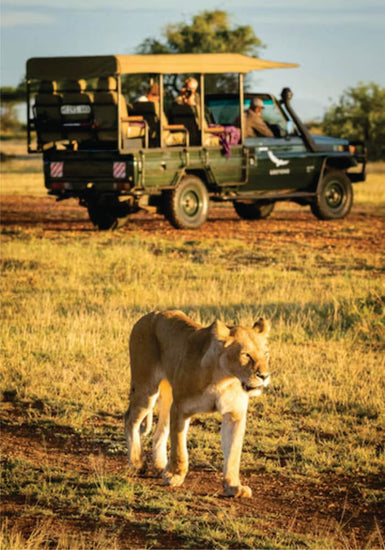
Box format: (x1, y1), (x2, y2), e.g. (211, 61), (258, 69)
(184, 89), (192, 98)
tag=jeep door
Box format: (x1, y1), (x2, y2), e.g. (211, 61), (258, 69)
(241, 95), (322, 193)
(243, 135), (322, 192)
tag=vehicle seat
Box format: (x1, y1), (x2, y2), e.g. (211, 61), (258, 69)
(132, 101), (159, 147)
(93, 76), (130, 144)
(169, 104), (200, 146)
(33, 80), (63, 146)
(61, 79), (93, 143)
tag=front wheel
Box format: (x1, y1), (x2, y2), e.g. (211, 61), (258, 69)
(311, 171), (353, 220)
(233, 201), (275, 220)
(163, 175), (209, 229)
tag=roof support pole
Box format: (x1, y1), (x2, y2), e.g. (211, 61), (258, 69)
(239, 73), (245, 143)
(159, 73), (164, 148)
(117, 73), (122, 150)
(26, 80), (32, 153)
(199, 74), (205, 146)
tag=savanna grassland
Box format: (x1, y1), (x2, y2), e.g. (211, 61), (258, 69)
(1, 138), (385, 549)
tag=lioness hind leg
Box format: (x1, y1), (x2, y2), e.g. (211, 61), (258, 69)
(140, 409), (153, 436)
(124, 391), (159, 472)
(152, 379), (173, 474)
(163, 404), (190, 487)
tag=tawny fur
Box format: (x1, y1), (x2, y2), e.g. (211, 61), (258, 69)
(124, 310), (271, 498)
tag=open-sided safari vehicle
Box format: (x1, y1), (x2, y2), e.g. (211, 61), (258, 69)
(26, 54), (366, 229)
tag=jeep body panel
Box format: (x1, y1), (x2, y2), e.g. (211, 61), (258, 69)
(243, 136), (323, 193)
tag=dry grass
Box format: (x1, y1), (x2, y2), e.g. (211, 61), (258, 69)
(1, 138), (384, 549)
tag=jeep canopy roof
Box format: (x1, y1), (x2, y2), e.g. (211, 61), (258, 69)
(26, 53), (299, 80)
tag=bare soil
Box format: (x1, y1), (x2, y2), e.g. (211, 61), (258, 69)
(1, 400), (384, 549)
(1, 195), (384, 255)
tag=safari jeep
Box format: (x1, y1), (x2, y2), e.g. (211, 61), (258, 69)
(26, 54), (366, 230)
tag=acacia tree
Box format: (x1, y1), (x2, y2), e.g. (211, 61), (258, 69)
(124, 10), (264, 99)
(323, 82), (385, 160)
(138, 10), (262, 56)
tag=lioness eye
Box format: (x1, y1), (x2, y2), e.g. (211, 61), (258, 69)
(242, 352), (253, 362)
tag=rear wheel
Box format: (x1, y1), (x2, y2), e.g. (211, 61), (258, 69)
(311, 171), (353, 220)
(163, 175), (209, 229)
(86, 195), (131, 230)
(233, 201), (275, 220)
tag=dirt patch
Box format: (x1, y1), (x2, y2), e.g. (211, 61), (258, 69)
(1, 194), (384, 255)
(1, 402), (384, 549)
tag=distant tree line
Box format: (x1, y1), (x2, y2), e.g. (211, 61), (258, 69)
(323, 82), (385, 160)
(0, 81), (26, 132)
(1, 10), (384, 159)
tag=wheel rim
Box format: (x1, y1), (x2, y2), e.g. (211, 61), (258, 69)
(325, 181), (344, 209)
(181, 189), (200, 219)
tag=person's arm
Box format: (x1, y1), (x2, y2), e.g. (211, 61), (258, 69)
(253, 115), (274, 138)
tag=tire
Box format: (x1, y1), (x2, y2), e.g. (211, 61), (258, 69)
(311, 171), (353, 220)
(87, 195), (131, 230)
(233, 201), (275, 220)
(163, 175), (209, 229)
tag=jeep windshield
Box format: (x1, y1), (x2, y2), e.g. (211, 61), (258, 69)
(206, 93), (289, 134)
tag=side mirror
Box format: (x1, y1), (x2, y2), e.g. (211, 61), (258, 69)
(281, 88), (293, 102)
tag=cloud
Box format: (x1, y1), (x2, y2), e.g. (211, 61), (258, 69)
(2, 0), (384, 23)
(2, 0), (384, 29)
(2, 0), (171, 9)
(239, 3), (385, 27)
(1, 11), (55, 26)
(2, 0), (385, 8)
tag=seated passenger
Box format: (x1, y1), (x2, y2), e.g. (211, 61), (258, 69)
(245, 98), (274, 138)
(132, 84), (161, 146)
(174, 77), (219, 146)
(136, 83), (160, 115)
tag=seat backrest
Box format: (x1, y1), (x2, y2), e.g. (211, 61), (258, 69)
(132, 101), (159, 147)
(61, 79), (93, 142)
(61, 79), (93, 119)
(169, 104), (200, 146)
(93, 76), (129, 143)
(34, 80), (63, 144)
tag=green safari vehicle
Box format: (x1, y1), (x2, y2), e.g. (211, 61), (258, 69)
(26, 53), (366, 229)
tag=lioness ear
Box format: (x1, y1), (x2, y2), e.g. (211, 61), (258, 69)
(253, 317), (271, 336)
(211, 319), (230, 341)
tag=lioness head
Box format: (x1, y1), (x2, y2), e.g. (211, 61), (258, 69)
(212, 318), (271, 396)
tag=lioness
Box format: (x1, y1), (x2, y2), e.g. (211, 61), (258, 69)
(124, 310), (271, 498)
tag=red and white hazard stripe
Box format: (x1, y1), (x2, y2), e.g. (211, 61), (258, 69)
(50, 162), (64, 178)
(113, 162), (126, 179)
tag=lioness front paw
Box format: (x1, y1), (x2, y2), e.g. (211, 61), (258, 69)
(163, 470), (186, 487)
(128, 460), (147, 476)
(223, 483), (252, 498)
(128, 456), (144, 470)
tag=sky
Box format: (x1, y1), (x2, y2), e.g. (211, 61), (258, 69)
(1, 0), (385, 121)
